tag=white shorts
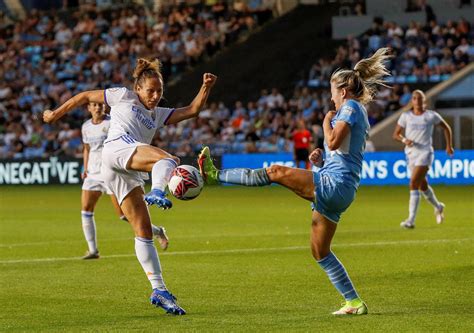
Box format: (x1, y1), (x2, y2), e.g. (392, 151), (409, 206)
(82, 176), (113, 195)
(406, 148), (434, 170)
(101, 135), (149, 204)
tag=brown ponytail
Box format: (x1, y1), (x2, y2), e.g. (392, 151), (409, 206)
(133, 58), (163, 89)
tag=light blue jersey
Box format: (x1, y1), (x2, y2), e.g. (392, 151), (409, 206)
(312, 99), (369, 222)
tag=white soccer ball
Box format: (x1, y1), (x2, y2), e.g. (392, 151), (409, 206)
(168, 165), (204, 200)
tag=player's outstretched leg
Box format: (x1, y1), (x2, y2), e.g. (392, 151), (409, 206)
(198, 146), (270, 186)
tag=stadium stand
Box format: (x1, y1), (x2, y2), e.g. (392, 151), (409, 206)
(0, 1), (472, 158)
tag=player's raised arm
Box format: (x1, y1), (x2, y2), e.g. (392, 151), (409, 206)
(165, 73), (217, 125)
(43, 90), (105, 123)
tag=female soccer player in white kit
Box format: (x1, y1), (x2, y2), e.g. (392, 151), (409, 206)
(80, 102), (169, 260)
(393, 90), (454, 229)
(44, 58), (217, 315)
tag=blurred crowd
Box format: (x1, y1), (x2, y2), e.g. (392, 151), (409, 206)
(0, 1), (273, 159)
(306, 18), (473, 88)
(0, 3), (472, 159)
(301, 17), (473, 128)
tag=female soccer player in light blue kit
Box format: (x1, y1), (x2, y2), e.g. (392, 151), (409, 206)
(199, 48), (392, 315)
(393, 90), (454, 229)
(44, 58), (217, 315)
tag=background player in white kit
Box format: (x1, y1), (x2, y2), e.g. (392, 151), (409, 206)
(80, 102), (169, 260)
(44, 58), (217, 315)
(393, 90), (454, 229)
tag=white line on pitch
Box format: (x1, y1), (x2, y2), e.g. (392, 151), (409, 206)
(0, 237), (471, 265)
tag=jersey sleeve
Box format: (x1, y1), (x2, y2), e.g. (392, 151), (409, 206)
(431, 111), (443, 125)
(336, 102), (358, 127)
(156, 107), (176, 127)
(397, 112), (407, 128)
(104, 87), (127, 107)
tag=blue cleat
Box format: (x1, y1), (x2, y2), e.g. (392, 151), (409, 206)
(150, 289), (186, 315)
(144, 189), (172, 210)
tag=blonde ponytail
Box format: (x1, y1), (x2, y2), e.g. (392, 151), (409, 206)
(331, 47), (392, 104)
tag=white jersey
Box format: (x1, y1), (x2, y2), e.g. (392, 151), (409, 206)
(397, 110), (442, 151)
(104, 87), (174, 144)
(82, 115), (110, 176)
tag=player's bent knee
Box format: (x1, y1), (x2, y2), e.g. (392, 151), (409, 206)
(266, 164), (288, 181)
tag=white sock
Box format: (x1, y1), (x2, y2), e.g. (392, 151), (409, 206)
(422, 186), (441, 210)
(408, 190), (420, 223)
(135, 237), (166, 290)
(81, 211), (97, 253)
(151, 158), (178, 191)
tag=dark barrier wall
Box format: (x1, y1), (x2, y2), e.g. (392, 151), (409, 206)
(0, 156), (221, 185)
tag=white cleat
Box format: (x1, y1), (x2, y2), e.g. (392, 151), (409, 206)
(332, 301), (368, 315)
(155, 227), (169, 251)
(400, 220), (415, 229)
(435, 203), (445, 224)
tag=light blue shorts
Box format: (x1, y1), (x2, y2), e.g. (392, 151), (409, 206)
(311, 170), (356, 223)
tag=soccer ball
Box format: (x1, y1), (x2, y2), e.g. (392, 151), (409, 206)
(168, 165), (204, 200)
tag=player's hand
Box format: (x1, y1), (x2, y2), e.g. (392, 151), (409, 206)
(81, 172), (87, 180)
(43, 110), (56, 123)
(324, 110), (336, 123)
(203, 73), (217, 88)
(403, 139), (414, 147)
(309, 148), (324, 167)
(446, 146), (454, 157)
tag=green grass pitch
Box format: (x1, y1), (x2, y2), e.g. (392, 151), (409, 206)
(1, 185), (473, 332)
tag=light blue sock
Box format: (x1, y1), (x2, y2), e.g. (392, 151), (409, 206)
(317, 252), (359, 301)
(218, 168), (270, 186)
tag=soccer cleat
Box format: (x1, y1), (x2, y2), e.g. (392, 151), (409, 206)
(150, 289), (186, 315)
(144, 189), (172, 210)
(155, 227), (169, 251)
(197, 146), (219, 185)
(332, 300), (368, 315)
(82, 250), (100, 260)
(400, 220), (415, 229)
(435, 203), (445, 224)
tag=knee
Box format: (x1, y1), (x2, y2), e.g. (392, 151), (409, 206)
(81, 203), (94, 212)
(133, 222), (153, 239)
(409, 179), (420, 190)
(310, 241), (329, 261)
(266, 164), (287, 181)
